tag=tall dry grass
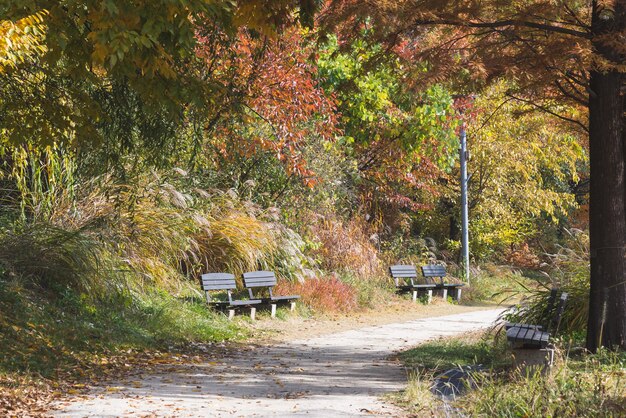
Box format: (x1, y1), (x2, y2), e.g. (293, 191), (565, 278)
(275, 275), (358, 313)
(0, 149), (283, 294)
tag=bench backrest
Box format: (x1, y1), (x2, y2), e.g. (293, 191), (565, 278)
(389, 265), (418, 287)
(200, 273), (236, 303)
(243, 270), (277, 299)
(537, 288), (558, 328)
(421, 264), (446, 285)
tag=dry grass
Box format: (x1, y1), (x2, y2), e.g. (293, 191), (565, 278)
(14, 172), (281, 293)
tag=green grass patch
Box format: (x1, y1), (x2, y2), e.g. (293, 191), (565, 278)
(398, 331), (509, 372)
(0, 279), (246, 379)
(462, 264), (539, 304)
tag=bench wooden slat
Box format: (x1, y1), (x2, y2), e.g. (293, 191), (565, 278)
(243, 271), (276, 279)
(505, 323), (543, 331)
(229, 299), (262, 306)
(390, 273), (419, 278)
(201, 283), (234, 290)
(201, 273), (235, 280)
(244, 280), (277, 288)
(243, 276), (276, 282)
(270, 295), (300, 301)
(421, 265), (447, 277)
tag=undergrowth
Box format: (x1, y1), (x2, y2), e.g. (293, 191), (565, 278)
(394, 331), (626, 417)
(275, 275), (359, 313)
(0, 279), (244, 378)
(503, 229), (590, 335)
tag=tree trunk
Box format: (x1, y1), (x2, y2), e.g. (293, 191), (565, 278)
(586, 0), (626, 352)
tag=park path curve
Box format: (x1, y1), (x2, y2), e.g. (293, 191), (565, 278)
(53, 308), (503, 417)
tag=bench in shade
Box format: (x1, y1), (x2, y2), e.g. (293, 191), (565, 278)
(506, 291), (568, 349)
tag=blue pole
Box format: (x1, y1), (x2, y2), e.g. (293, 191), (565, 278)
(460, 122), (470, 284)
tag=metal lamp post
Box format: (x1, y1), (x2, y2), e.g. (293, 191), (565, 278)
(459, 122), (470, 285)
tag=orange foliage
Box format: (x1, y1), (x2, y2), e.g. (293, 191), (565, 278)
(275, 276), (358, 313)
(305, 213), (381, 277)
(196, 26), (338, 183)
(505, 243), (541, 269)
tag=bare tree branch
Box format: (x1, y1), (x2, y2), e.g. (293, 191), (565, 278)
(411, 19), (591, 39)
(505, 93), (589, 132)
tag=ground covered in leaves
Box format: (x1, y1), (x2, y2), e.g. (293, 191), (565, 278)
(0, 287), (492, 417)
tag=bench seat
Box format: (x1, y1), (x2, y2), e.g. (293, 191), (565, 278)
(506, 326), (550, 348)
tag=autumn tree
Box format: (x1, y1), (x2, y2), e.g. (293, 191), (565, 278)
(0, 0), (319, 149)
(317, 33), (458, 228)
(321, 0), (625, 350)
(428, 81), (585, 259)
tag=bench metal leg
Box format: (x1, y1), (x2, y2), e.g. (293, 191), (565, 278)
(442, 288), (448, 300)
(290, 302), (296, 312)
(427, 290), (433, 304)
(228, 309), (235, 320)
(456, 288), (462, 302)
(250, 307), (256, 321)
(412, 291), (418, 302)
(271, 304), (277, 318)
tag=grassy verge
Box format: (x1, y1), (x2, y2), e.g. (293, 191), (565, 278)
(0, 278), (247, 415)
(462, 264), (540, 304)
(392, 331), (626, 417)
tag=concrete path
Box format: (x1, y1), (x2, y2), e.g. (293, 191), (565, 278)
(53, 309), (503, 417)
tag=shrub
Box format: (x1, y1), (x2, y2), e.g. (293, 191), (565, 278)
(395, 331), (625, 418)
(337, 270), (392, 308)
(379, 235), (433, 267)
(275, 275), (358, 313)
(305, 213), (381, 278)
(0, 222), (107, 292)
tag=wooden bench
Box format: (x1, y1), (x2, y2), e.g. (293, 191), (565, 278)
(389, 265), (436, 303)
(200, 273), (262, 320)
(506, 291), (568, 349)
(421, 264), (465, 301)
(242, 271), (300, 318)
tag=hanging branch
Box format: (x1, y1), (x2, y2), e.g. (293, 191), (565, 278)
(505, 93), (589, 132)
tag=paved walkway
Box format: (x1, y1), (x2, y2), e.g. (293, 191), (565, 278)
(53, 309), (503, 417)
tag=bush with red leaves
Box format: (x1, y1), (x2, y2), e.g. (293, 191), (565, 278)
(275, 275), (358, 313)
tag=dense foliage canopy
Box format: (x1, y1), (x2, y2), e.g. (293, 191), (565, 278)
(1, 0), (622, 353)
